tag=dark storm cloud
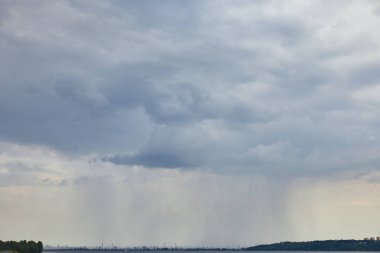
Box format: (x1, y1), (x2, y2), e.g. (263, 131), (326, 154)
(1, 0), (380, 176)
(106, 151), (197, 169)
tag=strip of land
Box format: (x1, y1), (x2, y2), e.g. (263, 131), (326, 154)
(244, 240), (380, 251)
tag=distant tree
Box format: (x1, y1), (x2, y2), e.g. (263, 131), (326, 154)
(37, 241), (43, 253)
(0, 240), (43, 253)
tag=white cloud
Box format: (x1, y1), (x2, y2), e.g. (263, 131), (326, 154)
(353, 84), (380, 107)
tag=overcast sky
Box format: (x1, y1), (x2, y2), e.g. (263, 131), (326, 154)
(1, 0), (380, 247)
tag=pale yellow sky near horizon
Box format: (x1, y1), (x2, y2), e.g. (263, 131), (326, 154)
(1, 142), (380, 247)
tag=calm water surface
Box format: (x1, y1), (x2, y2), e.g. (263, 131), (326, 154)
(43, 251), (379, 253)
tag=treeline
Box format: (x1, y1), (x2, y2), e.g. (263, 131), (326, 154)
(0, 240), (43, 253)
(245, 240), (380, 251)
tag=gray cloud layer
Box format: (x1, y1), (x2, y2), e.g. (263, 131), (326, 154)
(1, 0), (380, 177)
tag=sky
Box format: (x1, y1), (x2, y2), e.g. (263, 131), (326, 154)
(1, 0), (380, 248)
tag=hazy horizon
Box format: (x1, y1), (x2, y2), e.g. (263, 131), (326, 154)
(1, 0), (380, 248)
